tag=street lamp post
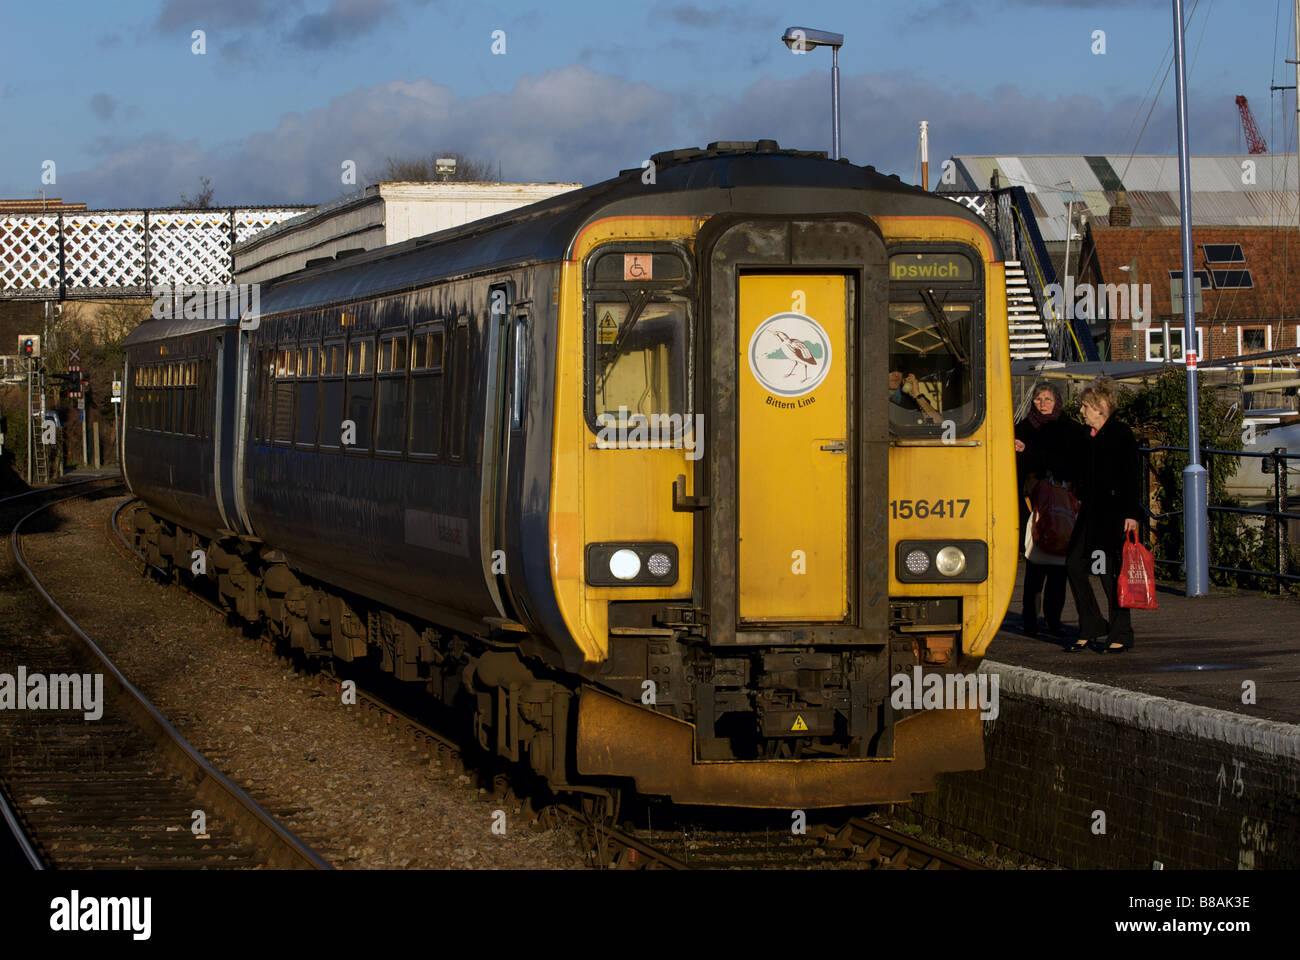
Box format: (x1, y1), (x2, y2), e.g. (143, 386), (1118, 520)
(1172, 0), (1209, 596)
(782, 27), (845, 160)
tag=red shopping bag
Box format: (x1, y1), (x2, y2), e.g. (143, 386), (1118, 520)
(1118, 530), (1158, 610)
(1031, 479), (1079, 556)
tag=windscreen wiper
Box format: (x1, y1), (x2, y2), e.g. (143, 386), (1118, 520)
(920, 288), (969, 367)
(596, 288), (650, 390)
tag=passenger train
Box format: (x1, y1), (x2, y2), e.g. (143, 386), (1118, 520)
(124, 141), (1018, 809)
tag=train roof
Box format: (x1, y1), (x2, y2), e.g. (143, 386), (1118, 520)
(123, 314), (236, 349)
(249, 141), (994, 318)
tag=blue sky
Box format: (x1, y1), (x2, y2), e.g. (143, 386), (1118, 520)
(1, 0), (1295, 208)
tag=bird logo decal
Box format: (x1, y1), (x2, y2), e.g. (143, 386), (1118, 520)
(770, 329), (818, 382)
(746, 312), (832, 398)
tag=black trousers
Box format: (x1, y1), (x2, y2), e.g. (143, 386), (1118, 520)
(1064, 511), (1134, 644)
(1023, 559), (1067, 627)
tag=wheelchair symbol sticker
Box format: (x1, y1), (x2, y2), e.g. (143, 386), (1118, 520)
(623, 254), (652, 281)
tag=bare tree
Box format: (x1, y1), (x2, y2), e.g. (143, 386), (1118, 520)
(180, 176), (215, 208)
(379, 152), (497, 182)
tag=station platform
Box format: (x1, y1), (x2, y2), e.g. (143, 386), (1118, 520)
(986, 560), (1300, 724)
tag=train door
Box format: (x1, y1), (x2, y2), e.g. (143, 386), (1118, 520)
(700, 217), (890, 646)
(736, 274), (849, 621)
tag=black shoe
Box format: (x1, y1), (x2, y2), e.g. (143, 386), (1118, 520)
(1064, 635), (1096, 653)
(1100, 640), (1133, 653)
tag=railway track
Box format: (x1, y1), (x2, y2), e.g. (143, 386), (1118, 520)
(0, 478), (329, 869)
(105, 494), (984, 871)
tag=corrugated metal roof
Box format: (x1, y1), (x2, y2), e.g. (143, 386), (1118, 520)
(952, 154), (1300, 235)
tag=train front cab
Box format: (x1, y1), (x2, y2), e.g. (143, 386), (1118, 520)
(551, 207), (1017, 808)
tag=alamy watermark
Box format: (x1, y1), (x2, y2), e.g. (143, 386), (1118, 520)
(0, 667), (103, 720)
(151, 282), (262, 329)
(889, 666), (999, 720)
(50, 890), (150, 940)
(1043, 278), (1153, 327)
(595, 406), (705, 461)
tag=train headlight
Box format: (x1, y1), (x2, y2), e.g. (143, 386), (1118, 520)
(609, 549), (641, 580)
(895, 540), (987, 583)
(585, 542), (679, 586)
(935, 546), (967, 577)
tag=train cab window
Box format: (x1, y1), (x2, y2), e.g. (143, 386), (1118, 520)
(319, 340), (345, 449)
(346, 336), (375, 451)
(585, 247), (692, 432)
(296, 344), (319, 447)
(376, 335), (408, 454)
(408, 328), (444, 457)
(887, 249), (983, 436)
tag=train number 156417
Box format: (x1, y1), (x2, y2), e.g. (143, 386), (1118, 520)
(889, 498), (969, 519)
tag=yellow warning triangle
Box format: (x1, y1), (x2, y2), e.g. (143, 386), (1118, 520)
(790, 714), (809, 732)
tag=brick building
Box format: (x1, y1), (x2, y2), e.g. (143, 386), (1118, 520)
(1077, 223), (1300, 365)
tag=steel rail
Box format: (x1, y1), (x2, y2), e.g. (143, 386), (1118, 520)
(9, 487), (331, 870)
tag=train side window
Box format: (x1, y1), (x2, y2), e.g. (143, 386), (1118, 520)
(448, 322), (470, 462)
(376, 334), (408, 454)
(171, 363), (182, 434)
(408, 327), (444, 457)
(319, 339), (345, 449)
(345, 334), (375, 451)
(272, 347), (295, 444)
(295, 344), (319, 447)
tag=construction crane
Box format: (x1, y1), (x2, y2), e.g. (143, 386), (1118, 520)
(1235, 95), (1268, 154)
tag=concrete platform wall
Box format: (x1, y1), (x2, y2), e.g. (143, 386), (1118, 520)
(894, 661), (1300, 869)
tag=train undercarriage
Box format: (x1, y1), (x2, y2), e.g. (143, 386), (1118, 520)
(134, 510), (984, 810)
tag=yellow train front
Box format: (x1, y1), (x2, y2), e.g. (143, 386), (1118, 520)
(123, 140), (1018, 812)
(554, 142), (1018, 807)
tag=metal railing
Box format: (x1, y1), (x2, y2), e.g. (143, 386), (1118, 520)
(1139, 444), (1297, 592)
(1003, 190), (1095, 362)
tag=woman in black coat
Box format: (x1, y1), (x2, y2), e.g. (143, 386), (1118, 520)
(1064, 377), (1143, 653)
(1014, 381), (1087, 636)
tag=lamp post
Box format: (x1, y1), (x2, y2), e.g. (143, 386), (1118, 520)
(782, 27), (845, 160)
(1172, 0), (1209, 596)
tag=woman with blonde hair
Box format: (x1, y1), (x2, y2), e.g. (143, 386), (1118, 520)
(1064, 377), (1143, 653)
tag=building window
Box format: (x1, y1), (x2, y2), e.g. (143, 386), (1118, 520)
(1211, 269), (1253, 290)
(1238, 326), (1271, 362)
(1145, 326), (1203, 363)
(1202, 243), (1244, 264)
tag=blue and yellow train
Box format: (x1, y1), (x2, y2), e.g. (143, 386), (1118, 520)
(124, 141), (1017, 809)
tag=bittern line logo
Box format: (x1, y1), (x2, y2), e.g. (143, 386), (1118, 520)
(747, 312), (832, 398)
